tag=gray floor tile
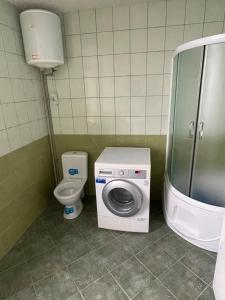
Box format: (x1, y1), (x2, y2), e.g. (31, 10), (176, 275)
(147, 224), (171, 243)
(197, 287), (215, 300)
(133, 278), (176, 300)
(180, 247), (216, 284)
(95, 236), (134, 271)
(57, 234), (91, 265)
(0, 263), (31, 299)
(156, 232), (194, 260)
(120, 232), (150, 254)
(27, 247), (65, 282)
(48, 222), (82, 245)
(34, 268), (79, 300)
(81, 273), (128, 300)
(82, 225), (116, 249)
(136, 242), (176, 277)
(111, 256), (153, 299)
(159, 262), (206, 300)
(0, 244), (25, 272)
(22, 232), (55, 260)
(5, 286), (36, 300)
(68, 251), (108, 290)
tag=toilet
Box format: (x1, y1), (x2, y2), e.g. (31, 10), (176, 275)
(54, 151), (88, 219)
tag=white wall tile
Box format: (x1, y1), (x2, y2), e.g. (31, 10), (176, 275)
(131, 53), (147, 75)
(65, 35), (81, 58)
(98, 55), (114, 76)
(148, 27), (165, 51)
(79, 9), (96, 33)
(83, 56), (98, 77)
(0, 105), (5, 130)
(166, 0), (186, 26)
(86, 98), (100, 116)
(203, 22), (224, 37)
(101, 117), (115, 134)
(147, 75), (163, 95)
(163, 74), (171, 95)
(100, 98), (115, 116)
(0, 130), (10, 156)
(146, 116), (161, 134)
(115, 97), (130, 116)
(165, 25), (184, 50)
(52, 117), (61, 134)
(15, 102), (28, 124)
(131, 76), (146, 96)
(97, 32), (113, 55)
(1, 25), (16, 53)
(161, 115), (168, 135)
(2, 103), (17, 128)
(114, 30), (130, 54)
(70, 79), (85, 98)
(7, 126), (21, 150)
(0, 78), (13, 103)
(148, 0), (166, 27)
(72, 98), (86, 116)
(19, 123), (31, 146)
(114, 54), (130, 76)
(84, 78), (99, 97)
(74, 117), (87, 134)
(56, 79), (70, 98)
(131, 97), (146, 116)
(184, 24), (203, 43)
(81, 33), (97, 56)
(59, 99), (72, 117)
(60, 117), (74, 134)
(99, 77), (114, 97)
(131, 117), (145, 135)
(68, 57), (83, 78)
(147, 51), (164, 74)
(64, 11), (80, 35)
(130, 3), (148, 29)
(113, 6), (130, 30)
(115, 76), (130, 97)
(116, 116), (130, 134)
(0, 51), (9, 77)
(87, 116), (101, 134)
(96, 7), (112, 32)
(130, 29), (147, 53)
(185, 0), (205, 24)
(146, 96), (162, 115)
(205, 0), (225, 22)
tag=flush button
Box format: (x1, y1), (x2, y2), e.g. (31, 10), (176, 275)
(119, 170), (124, 175)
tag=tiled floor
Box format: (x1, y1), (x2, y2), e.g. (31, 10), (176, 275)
(0, 197), (216, 300)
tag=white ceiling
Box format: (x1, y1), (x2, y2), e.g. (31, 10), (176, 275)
(8, 0), (149, 13)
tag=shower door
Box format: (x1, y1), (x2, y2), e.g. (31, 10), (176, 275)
(191, 42), (225, 207)
(170, 47), (204, 195)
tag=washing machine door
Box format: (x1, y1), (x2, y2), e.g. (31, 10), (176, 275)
(102, 179), (143, 217)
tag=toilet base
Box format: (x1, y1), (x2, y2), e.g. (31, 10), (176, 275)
(63, 199), (83, 219)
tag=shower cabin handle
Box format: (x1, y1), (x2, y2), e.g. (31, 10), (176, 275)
(198, 121), (204, 140)
(188, 121), (195, 138)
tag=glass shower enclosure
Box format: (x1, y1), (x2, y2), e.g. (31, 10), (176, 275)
(164, 34), (225, 252)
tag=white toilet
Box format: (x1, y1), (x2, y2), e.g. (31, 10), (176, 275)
(54, 151), (88, 219)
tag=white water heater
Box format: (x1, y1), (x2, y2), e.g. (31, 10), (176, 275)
(20, 9), (64, 69)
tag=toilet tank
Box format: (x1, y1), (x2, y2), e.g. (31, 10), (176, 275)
(62, 152), (88, 179)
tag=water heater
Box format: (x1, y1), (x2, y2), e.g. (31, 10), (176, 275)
(20, 9), (64, 69)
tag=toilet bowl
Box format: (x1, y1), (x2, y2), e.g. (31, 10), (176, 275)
(54, 178), (86, 219)
(53, 151), (88, 219)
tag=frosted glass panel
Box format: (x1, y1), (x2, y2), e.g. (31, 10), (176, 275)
(191, 42), (225, 207)
(170, 47), (203, 195)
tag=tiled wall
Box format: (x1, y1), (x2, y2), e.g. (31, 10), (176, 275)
(0, 0), (48, 158)
(50, 0), (225, 136)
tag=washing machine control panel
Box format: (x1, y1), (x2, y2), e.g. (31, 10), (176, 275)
(98, 168), (147, 179)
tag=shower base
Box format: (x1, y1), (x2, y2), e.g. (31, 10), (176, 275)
(163, 174), (225, 252)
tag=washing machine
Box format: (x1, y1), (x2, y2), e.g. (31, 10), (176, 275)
(95, 147), (151, 232)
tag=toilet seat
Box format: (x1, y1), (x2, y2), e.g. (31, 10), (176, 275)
(54, 179), (85, 202)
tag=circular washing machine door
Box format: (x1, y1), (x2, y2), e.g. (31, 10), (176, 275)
(102, 179), (143, 217)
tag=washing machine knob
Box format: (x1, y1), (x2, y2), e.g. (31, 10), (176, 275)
(119, 170), (124, 175)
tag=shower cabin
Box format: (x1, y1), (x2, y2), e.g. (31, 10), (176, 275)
(164, 34), (225, 252)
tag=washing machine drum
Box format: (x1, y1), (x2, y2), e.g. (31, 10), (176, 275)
(102, 179), (143, 217)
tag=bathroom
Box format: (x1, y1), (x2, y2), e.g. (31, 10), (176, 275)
(0, 0), (225, 299)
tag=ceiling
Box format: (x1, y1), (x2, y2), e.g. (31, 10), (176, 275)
(8, 0), (149, 12)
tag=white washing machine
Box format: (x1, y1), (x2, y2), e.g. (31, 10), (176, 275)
(95, 147), (151, 232)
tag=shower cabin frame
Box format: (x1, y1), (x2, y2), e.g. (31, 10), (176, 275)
(164, 34), (225, 252)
